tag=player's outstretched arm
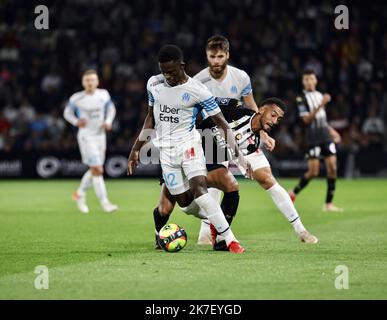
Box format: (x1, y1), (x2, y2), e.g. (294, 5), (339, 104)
(302, 93), (331, 125)
(260, 130), (276, 152)
(243, 93), (259, 113)
(210, 112), (253, 179)
(210, 112), (239, 156)
(127, 107), (155, 175)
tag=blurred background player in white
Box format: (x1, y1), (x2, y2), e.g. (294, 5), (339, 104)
(194, 35), (275, 244)
(63, 69), (118, 213)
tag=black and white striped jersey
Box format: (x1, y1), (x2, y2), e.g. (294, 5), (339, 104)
(227, 110), (260, 156)
(297, 90), (332, 146)
(197, 98), (260, 162)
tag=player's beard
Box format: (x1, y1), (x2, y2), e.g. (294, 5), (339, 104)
(209, 61), (228, 79)
(261, 118), (272, 133)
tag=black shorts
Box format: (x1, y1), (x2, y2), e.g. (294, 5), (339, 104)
(206, 163), (228, 172)
(306, 142), (337, 159)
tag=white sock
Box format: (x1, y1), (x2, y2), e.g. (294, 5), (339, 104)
(92, 175), (108, 204)
(198, 188), (222, 232)
(199, 219), (211, 238)
(180, 201), (205, 219)
(194, 193), (236, 245)
(266, 183), (306, 234)
(77, 170), (93, 196)
(208, 188), (222, 202)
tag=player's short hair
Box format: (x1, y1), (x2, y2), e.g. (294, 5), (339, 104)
(82, 69), (98, 77)
(302, 69), (317, 77)
(158, 45), (184, 63)
(259, 97), (287, 113)
(206, 35), (230, 52)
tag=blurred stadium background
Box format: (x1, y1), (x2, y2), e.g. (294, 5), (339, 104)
(0, 0), (386, 179)
(1, 0), (387, 301)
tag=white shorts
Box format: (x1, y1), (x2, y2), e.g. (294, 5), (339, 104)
(77, 134), (106, 167)
(238, 149), (270, 175)
(160, 140), (207, 195)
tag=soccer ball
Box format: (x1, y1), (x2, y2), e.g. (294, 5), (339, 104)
(158, 223), (187, 252)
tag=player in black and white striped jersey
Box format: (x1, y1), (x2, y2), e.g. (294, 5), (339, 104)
(152, 97), (318, 250)
(197, 97), (318, 245)
(289, 69), (343, 212)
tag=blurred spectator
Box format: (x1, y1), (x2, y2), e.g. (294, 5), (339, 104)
(41, 70), (62, 93)
(0, 0), (385, 156)
(273, 126), (299, 156)
(362, 108), (386, 147)
(0, 111), (11, 135)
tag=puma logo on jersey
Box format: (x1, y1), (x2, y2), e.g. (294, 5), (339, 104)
(184, 147), (196, 160)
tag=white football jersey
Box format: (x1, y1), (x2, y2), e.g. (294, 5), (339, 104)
(147, 75), (221, 148)
(194, 65), (252, 101)
(64, 88), (116, 137)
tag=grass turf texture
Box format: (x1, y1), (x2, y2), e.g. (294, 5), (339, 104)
(0, 178), (386, 299)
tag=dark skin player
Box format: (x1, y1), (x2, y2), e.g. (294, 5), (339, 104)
(153, 41), (277, 241)
(154, 101), (286, 247)
(127, 58), (251, 210)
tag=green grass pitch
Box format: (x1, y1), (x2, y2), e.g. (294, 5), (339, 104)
(0, 178), (386, 299)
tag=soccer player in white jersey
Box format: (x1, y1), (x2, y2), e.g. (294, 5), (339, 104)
(152, 35), (274, 247)
(151, 37), (318, 250)
(193, 35), (274, 244)
(64, 69), (118, 214)
(127, 45), (249, 254)
(194, 35), (258, 112)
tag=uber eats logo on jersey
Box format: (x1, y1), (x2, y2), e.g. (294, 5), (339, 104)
(88, 108), (102, 119)
(159, 104), (180, 123)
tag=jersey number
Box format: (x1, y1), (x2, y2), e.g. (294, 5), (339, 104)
(163, 173), (177, 187)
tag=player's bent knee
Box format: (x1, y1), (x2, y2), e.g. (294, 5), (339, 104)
(258, 175), (276, 190)
(191, 184), (207, 199)
(308, 170), (319, 178)
(180, 201), (205, 219)
(223, 179), (239, 193)
(194, 189), (206, 199)
(327, 168), (337, 178)
(328, 164), (337, 176)
(189, 176), (208, 199)
(90, 165), (103, 176)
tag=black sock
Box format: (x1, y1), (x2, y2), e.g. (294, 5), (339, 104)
(220, 191), (240, 225)
(153, 207), (169, 233)
(326, 178), (336, 203)
(294, 176), (310, 194)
